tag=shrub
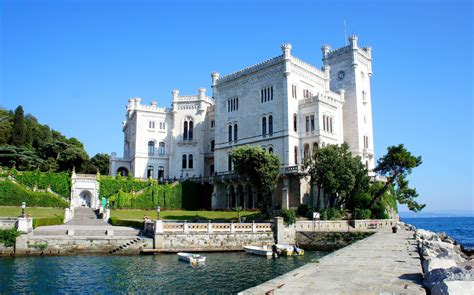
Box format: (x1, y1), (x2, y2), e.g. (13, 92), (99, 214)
(108, 182), (183, 210)
(296, 204), (310, 217)
(0, 179), (68, 208)
(280, 208), (296, 225)
(320, 208), (343, 220)
(14, 170), (70, 198)
(99, 176), (151, 198)
(33, 215), (64, 228)
(354, 208), (371, 219)
(109, 217), (144, 229)
(0, 228), (19, 247)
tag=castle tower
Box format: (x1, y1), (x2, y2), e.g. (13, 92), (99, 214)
(322, 35), (375, 171)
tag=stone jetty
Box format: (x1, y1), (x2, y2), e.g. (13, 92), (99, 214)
(241, 228), (426, 294)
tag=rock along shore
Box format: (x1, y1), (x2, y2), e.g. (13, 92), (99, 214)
(412, 225), (473, 294)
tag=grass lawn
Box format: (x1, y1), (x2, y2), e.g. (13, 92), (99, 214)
(0, 206), (64, 218)
(111, 209), (261, 221)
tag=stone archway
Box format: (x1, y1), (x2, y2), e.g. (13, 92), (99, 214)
(117, 167), (129, 177)
(79, 190), (93, 207)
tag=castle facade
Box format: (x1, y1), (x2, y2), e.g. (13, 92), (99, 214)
(110, 36), (375, 209)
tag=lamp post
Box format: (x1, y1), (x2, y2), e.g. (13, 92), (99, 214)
(21, 201), (26, 218)
(157, 205), (161, 220)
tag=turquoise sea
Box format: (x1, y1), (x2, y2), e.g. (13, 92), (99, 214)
(403, 217), (474, 249)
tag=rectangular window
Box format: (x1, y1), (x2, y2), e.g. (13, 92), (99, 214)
(364, 136), (369, 148)
(292, 85), (297, 99)
(305, 116), (309, 132)
(149, 121), (155, 129)
(211, 120), (215, 128)
(228, 97), (238, 112)
(310, 115), (315, 131)
(211, 140), (215, 151)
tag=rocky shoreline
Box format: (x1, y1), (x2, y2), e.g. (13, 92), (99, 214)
(404, 223), (473, 294)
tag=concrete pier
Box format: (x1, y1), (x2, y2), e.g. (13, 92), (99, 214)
(241, 229), (425, 294)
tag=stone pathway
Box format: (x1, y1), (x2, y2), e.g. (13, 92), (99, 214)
(241, 229), (425, 295)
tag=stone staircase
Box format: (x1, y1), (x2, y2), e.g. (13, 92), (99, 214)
(66, 207), (106, 226)
(32, 207), (141, 237)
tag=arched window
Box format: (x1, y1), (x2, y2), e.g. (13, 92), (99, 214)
(304, 144), (310, 159)
(294, 146), (298, 164)
(182, 155), (187, 169)
(183, 121), (188, 140)
(268, 115), (273, 136)
(158, 166), (164, 180)
(293, 113), (297, 132)
(188, 121), (193, 140)
(188, 154), (193, 169)
(228, 125), (232, 142)
(148, 141), (155, 155)
(147, 165), (154, 178)
(158, 142), (165, 155)
(262, 117), (267, 136)
(234, 124), (238, 142)
(268, 147), (274, 154)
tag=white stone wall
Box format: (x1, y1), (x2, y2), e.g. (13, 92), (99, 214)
(110, 36), (376, 208)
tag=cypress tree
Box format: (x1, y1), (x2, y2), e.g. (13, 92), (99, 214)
(11, 105), (27, 146)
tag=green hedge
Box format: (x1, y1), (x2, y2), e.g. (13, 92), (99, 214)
(33, 215), (64, 228)
(0, 179), (68, 208)
(0, 228), (19, 247)
(108, 182), (182, 210)
(109, 217), (144, 229)
(99, 175), (151, 198)
(14, 170), (70, 198)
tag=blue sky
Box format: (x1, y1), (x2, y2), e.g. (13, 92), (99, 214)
(0, 0), (472, 212)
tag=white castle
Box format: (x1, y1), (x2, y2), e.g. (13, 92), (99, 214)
(110, 36), (375, 210)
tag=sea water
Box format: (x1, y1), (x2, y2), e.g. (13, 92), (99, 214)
(0, 251), (326, 293)
(403, 217), (474, 249)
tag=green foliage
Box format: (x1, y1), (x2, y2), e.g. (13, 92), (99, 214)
(0, 228), (19, 247)
(33, 215), (64, 228)
(108, 182), (182, 210)
(0, 105), (91, 173)
(296, 203), (311, 217)
(109, 217), (144, 229)
(308, 143), (370, 210)
(319, 208), (343, 220)
(230, 146), (280, 215)
(83, 153), (110, 174)
(12, 106), (27, 146)
(354, 208), (372, 219)
(373, 144), (424, 212)
(0, 146), (43, 170)
(280, 208), (296, 225)
(0, 179), (68, 208)
(99, 176), (151, 198)
(14, 170), (71, 198)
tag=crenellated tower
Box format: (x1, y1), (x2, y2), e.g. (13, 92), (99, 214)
(322, 35), (375, 172)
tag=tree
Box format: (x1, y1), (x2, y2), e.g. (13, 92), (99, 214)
(11, 106), (27, 146)
(0, 146), (43, 170)
(57, 144), (89, 172)
(307, 143), (370, 210)
(372, 144), (424, 212)
(89, 153), (110, 175)
(0, 109), (13, 145)
(230, 146), (280, 215)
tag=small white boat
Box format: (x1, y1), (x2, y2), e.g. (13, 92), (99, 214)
(275, 244), (305, 256)
(177, 252), (206, 264)
(243, 245), (273, 257)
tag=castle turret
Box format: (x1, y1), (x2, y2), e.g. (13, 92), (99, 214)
(322, 35), (375, 172)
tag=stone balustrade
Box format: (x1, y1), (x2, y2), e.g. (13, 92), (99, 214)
(295, 219), (397, 232)
(149, 220), (272, 234)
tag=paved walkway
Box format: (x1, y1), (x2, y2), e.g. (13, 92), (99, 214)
(241, 229), (425, 295)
